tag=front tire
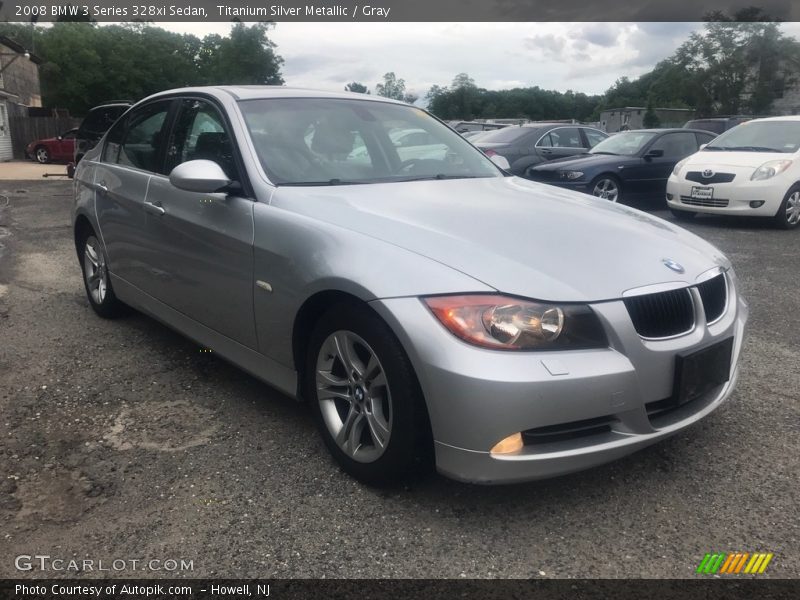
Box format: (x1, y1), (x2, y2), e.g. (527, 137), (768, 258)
(79, 233), (127, 318)
(590, 175), (621, 202)
(34, 146), (50, 164)
(774, 185), (800, 229)
(305, 303), (431, 485)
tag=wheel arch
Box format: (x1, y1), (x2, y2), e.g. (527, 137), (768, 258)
(73, 213), (95, 260)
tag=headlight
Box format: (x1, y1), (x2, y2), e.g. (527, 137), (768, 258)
(559, 171), (584, 180)
(672, 158), (688, 176)
(751, 159), (793, 181)
(422, 294), (608, 351)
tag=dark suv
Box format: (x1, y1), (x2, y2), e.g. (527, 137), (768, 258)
(473, 123), (608, 178)
(68, 102), (131, 177)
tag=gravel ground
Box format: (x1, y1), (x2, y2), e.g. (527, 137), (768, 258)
(0, 180), (797, 579)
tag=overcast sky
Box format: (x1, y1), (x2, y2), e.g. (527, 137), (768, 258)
(157, 22), (800, 98)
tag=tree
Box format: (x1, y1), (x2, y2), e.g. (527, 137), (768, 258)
(345, 82), (369, 94)
(642, 99), (661, 128)
(375, 72), (406, 100)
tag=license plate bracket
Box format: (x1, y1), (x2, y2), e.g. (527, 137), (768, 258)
(673, 337), (733, 406)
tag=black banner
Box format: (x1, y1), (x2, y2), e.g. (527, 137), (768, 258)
(0, 0), (798, 22)
(1, 579), (799, 600)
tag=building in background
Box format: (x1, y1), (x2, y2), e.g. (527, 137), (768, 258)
(599, 107), (696, 132)
(0, 36), (43, 161)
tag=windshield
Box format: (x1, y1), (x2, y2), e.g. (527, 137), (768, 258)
(238, 98), (502, 185)
(589, 131), (658, 156)
(704, 121), (800, 153)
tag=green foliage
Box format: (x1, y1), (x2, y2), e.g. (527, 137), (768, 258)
(642, 100), (661, 128)
(375, 72), (406, 101)
(345, 82), (369, 94)
(0, 22), (283, 115)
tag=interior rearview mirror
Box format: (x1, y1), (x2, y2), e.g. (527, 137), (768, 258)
(169, 160), (233, 194)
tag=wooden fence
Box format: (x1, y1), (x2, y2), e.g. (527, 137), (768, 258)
(9, 115), (81, 159)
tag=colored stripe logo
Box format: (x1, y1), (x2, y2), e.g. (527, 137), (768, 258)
(697, 552), (774, 574)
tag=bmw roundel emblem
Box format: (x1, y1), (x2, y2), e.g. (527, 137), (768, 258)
(662, 258), (685, 273)
(702, 169), (715, 178)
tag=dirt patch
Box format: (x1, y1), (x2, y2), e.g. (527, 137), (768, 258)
(104, 401), (219, 452)
(10, 470), (107, 523)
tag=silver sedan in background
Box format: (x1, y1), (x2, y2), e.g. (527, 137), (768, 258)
(73, 87), (748, 484)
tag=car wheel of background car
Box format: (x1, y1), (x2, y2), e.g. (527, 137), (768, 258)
(306, 303), (431, 485)
(774, 185), (800, 230)
(34, 146), (50, 164)
(591, 175), (621, 202)
(670, 208), (696, 221)
(79, 233), (128, 318)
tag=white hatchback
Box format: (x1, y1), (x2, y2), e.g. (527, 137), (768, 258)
(666, 116), (800, 229)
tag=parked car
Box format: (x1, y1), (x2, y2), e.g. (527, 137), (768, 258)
(73, 87), (747, 485)
(69, 102), (131, 177)
(473, 123), (609, 178)
(528, 128), (716, 203)
(25, 128), (78, 163)
(449, 120), (508, 133)
(683, 116), (751, 135)
(668, 116), (800, 229)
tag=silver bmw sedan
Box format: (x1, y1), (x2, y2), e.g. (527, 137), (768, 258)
(72, 87), (748, 484)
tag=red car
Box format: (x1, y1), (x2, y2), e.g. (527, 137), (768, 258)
(25, 128), (78, 163)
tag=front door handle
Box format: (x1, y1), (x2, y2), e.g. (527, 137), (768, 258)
(96, 181), (108, 195)
(143, 201), (166, 216)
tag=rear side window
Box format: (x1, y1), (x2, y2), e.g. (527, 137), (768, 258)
(541, 127), (584, 148)
(116, 101), (172, 173)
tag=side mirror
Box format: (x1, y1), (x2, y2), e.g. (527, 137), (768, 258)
(489, 154), (511, 170)
(644, 148), (664, 159)
(169, 160), (233, 194)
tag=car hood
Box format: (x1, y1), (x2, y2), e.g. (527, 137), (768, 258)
(272, 176), (730, 302)
(532, 153), (639, 172)
(687, 150), (793, 168)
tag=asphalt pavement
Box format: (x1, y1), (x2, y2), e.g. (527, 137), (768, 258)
(0, 180), (797, 578)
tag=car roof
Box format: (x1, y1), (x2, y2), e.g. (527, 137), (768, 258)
(738, 115), (800, 123)
(140, 85), (409, 106)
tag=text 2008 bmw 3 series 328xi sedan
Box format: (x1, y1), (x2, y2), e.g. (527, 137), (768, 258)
(72, 87), (748, 485)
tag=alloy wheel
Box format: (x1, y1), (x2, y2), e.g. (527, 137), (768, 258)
(592, 178), (619, 202)
(315, 330), (392, 463)
(83, 236), (108, 305)
(786, 191), (800, 226)
(35, 148), (49, 163)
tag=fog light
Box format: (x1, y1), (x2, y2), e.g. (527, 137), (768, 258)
(666, 193), (674, 200)
(749, 201), (765, 208)
(490, 432), (523, 454)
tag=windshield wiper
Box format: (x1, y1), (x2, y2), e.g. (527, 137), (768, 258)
(278, 179), (369, 186)
(589, 151), (619, 155)
(399, 174), (486, 182)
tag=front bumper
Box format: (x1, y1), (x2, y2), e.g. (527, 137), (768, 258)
(666, 172), (788, 217)
(370, 276), (748, 484)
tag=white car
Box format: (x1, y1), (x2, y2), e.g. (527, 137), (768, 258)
(666, 116), (800, 229)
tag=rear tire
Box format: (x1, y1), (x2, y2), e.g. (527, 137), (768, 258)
(305, 303), (431, 485)
(670, 208), (696, 221)
(773, 185), (800, 230)
(78, 232), (128, 318)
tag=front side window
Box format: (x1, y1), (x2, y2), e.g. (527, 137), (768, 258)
(648, 132), (698, 158)
(584, 128), (607, 148)
(239, 98), (502, 185)
(167, 99), (237, 177)
(115, 101), (172, 173)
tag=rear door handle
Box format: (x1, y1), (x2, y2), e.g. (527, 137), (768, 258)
(96, 182), (108, 195)
(143, 201), (166, 216)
